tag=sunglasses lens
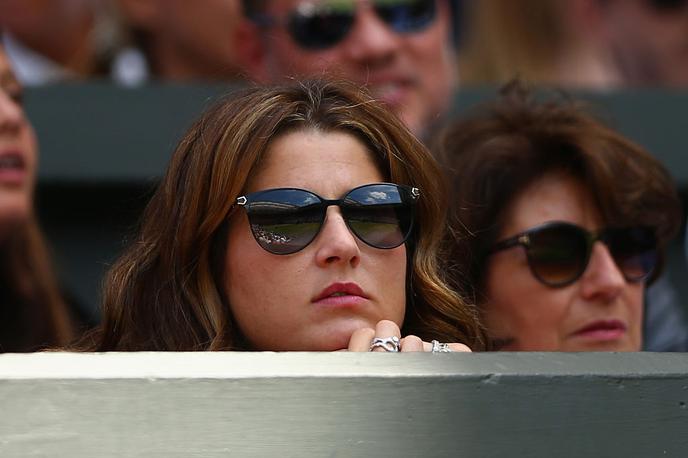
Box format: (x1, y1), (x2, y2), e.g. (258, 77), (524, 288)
(527, 224), (588, 286)
(288, 0), (436, 50)
(606, 227), (657, 282)
(242, 184), (416, 254)
(288, 3), (355, 50)
(245, 189), (323, 255)
(343, 184), (414, 249)
(375, 0), (437, 33)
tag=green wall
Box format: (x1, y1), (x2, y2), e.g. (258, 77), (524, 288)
(25, 84), (688, 317)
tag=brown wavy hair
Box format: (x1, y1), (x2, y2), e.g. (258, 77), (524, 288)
(0, 220), (73, 352)
(82, 79), (484, 351)
(435, 83), (682, 306)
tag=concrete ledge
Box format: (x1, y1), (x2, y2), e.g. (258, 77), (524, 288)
(1, 352), (687, 457)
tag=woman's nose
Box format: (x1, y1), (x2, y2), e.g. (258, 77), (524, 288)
(314, 207), (361, 268)
(579, 242), (626, 302)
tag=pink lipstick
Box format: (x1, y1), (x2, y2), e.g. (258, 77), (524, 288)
(572, 319), (627, 341)
(0, 151), (27, 185)
(312, 282), (368, 308)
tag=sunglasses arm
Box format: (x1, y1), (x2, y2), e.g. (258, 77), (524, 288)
(490, 234), (530, 255)
(224, 196), (248, 221)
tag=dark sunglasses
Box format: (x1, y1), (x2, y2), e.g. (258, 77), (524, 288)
(490, 222), (658, 287)
(235, 183), (419, 255)
(254, 0), (437, 50)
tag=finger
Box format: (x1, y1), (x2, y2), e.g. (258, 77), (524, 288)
(374, 320), (401, 338)
(348, 327), (375, 352)
(422, 341), (432, 352)
(400, 335), (423, 352)
(371, 320), (402, 352)
(448, 343), (472, 352)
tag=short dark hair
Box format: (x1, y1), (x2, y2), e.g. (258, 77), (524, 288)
(435, 83), (682, 303)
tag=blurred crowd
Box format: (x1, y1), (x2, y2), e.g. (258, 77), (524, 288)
(0, 0), (244, 86)
(1, 0), (687, 90)
(459, 0), (688, 88)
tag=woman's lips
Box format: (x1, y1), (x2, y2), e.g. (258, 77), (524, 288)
(0, 151), (28, 185)
(313, 282), (369, 308)
(572, 319), (627, 341)
(315, 295), (368, 307)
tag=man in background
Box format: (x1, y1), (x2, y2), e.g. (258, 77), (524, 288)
(235, 0), (459, 137)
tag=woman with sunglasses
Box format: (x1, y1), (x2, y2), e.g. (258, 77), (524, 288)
(435, 84), (682, 351)
(80, 79), (483, 352)
(0, 36), (74, 351)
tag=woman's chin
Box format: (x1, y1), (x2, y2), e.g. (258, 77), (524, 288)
(562, 338), (641, 352)
(0, 197), (31, 225)
(309, 319), (383, 351)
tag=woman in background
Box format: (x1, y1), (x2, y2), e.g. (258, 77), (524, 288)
(436, 84), (682, 351)
(0, 37), (73, 351)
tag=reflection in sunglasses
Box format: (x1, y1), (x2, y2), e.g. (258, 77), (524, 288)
(251, 225), (293, 246)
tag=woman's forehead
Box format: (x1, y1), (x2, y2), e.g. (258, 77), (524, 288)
(245, 129), (383, 195)
(500, 173), (602, 236)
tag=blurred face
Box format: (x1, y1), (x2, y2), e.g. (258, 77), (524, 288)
(247, 0), (457, 135)
(602, 0), (688, 85)
(224, 129), (407, 350)
(122, 0), (242, 80)
(483, 174), (644, 351)
(0, 45), (37, 237)
(0, 0), (89, 31)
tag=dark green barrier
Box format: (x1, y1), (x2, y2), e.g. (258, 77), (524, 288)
(27, 84), (688, 186)
(24, 84), (688, 317)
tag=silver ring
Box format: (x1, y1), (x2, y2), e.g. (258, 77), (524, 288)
(431, 340), (452, 353)
(369, 336), (401, 352)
